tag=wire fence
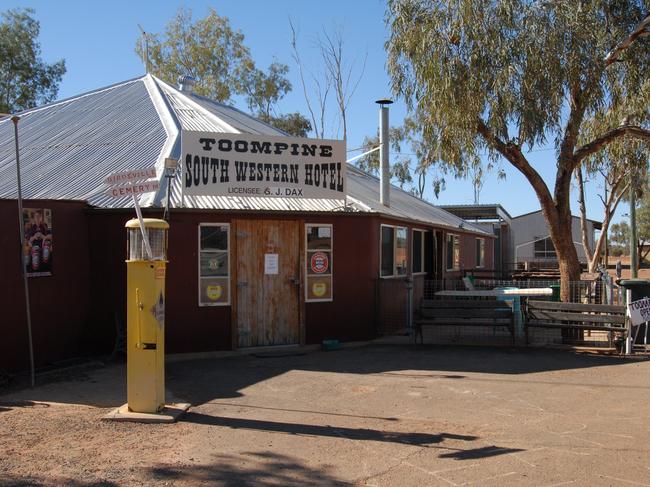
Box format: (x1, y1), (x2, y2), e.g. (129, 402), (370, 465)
(376, 273), (627, 351)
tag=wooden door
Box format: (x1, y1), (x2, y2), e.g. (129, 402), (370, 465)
(235, 219), (301, 347)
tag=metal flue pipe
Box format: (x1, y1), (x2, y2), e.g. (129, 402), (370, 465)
(376, 99), (393, 207)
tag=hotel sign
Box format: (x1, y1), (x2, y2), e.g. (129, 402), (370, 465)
(181, 131), (346, 199)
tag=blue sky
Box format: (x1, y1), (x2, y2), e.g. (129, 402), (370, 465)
(6, 0), (624, 223)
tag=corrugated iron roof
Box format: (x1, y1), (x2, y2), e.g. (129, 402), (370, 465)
(0, 74), (489, 236)
(0, 77), (167, 208)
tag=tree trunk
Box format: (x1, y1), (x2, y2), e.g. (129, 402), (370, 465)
(555, 233), (582, 302)
(539, 193), (582, 302)
(576, 168), (595, 269)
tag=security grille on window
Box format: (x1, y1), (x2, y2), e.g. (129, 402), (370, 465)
(446, 234), (460, 270)
(381, 225), (408, 277)
(476, 238), (485, 267)
(198, 224), (230, 306)
(306, 224), (333, 301)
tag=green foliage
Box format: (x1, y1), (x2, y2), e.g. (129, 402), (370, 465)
(138, 8), (254, 103)
(386, 0), (648, 169)
(0, 8), (66, 113)
(610, 221), (630, 248)
(387, 0), (649, 292)
(244, 61), (292, 117)
(137, 8), (309, 130)
(259, 112), (312, 137)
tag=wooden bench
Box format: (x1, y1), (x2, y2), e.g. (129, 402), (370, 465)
(414, 299), (515, 344)
(524, 300), (627, 346)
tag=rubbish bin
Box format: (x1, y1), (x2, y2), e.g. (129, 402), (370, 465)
(616, 279), (650, 302)
(550, 284), (560, 302)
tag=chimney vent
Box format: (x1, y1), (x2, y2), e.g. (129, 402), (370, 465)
(178, 75), (196, 94)
(375, 98), (393, 207)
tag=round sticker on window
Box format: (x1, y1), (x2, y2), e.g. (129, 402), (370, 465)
(310, 252), (329, 274)
(312, 281), (327, 297)
(206, 285), (222, 301)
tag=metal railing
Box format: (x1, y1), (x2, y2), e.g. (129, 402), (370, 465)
(375, 273), (626, 351)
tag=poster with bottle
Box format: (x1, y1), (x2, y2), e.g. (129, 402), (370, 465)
(23, 208), (53, 277)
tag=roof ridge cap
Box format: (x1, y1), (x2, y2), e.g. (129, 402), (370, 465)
(152, 76), (241, 134)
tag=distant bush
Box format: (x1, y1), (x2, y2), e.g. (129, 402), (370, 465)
(610, 247), (625, 257)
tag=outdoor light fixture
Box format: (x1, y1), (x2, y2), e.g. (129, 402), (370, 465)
(164, 157), (179, 177)
(163, 157), (179, 221)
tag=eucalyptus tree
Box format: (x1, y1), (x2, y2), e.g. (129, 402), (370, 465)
(576, 139), (648, 273)
(0, 8), (66, 114)
(136, 8), (309, 136)
(386, 0), (650, 300)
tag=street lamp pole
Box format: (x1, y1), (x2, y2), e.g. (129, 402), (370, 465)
(10, 115), (35, 387)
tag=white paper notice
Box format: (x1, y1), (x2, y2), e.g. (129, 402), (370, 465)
(264, 253), (279, 275)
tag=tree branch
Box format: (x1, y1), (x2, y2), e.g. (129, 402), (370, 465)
(476, 119), (554, 210)
(573, 125), (650, 163)
(575, 167), (594, 263)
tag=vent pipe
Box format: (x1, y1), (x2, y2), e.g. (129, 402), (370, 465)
(178, 75), (196, 94)
(376, 98), (393, 207)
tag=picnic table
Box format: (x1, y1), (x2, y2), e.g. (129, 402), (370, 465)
(434, 288), (553, 343)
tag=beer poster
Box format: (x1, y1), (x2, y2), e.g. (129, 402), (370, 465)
(23, 208), (53, 277)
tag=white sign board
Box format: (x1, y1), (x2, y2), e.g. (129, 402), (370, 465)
(106, 180), (160, 198)
(264, 253), (279, 275)
(181, 131), (346, 199)
(628, 297), (650, 326)
(105, 167), (157, 185)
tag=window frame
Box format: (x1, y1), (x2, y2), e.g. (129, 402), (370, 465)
(198, 223), (231, 307)
(305, 223), (334, 303)
(380, 224), (409, 278)
(475, 237), (485, 268)
(445, 233), (461, 271)
(534, 237), (557, 260)
(412, 228), (428, 275)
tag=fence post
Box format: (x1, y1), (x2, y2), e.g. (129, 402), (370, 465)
(406, 277), (414, 343)
(625, 289), (632, 355)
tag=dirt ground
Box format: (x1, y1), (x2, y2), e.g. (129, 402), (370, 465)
(1, 345), (650, 486)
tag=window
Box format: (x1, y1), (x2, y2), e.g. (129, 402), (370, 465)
(198, 224), (230, 306)
(381, 225), (408, 277)
(412, 229), (427, 274)
(306, 224), (333, 302)
(476, 238), (485, 268)
(534, 237), (556, 259)
(446, 234), (460, 270)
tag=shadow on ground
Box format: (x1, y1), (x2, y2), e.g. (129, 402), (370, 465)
(1, 344), (644, 409)
(167, 345), (645, 407)
(183, 411), (478, 447)
(150, 451), (348, 486)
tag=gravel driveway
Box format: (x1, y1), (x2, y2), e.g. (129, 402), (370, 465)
(1, 345), (649, 486)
